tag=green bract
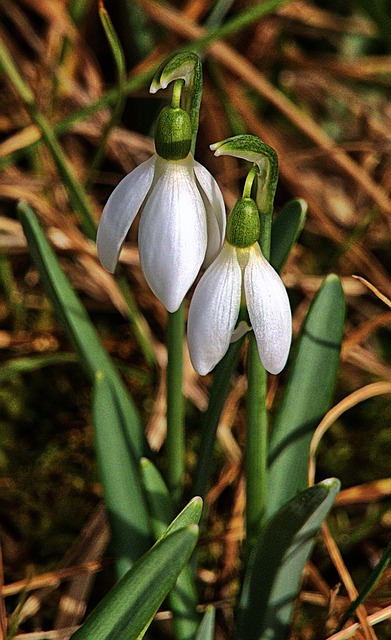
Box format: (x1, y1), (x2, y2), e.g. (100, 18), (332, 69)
(226, 198), (260, 248)
(155, 106), (192, 160)
(211, 135), (278, 217)
(150, 51), (201, 94)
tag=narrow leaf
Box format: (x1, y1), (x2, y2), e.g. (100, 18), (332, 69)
(267, 274), (345, 519)
(71, 525), (199, 640)
(141, 459), (203, 537)
(93, 374), (150, 577)
(18, 201), (147, 461)
(99, 2), (126, 83)
(141, 460), (201, 640)
(270, 199), (307, 272)
(237, 479), (340, 640)
(0, 354), (77, 381)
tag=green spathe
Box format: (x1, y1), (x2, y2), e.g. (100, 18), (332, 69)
(226, 198), (260, 248)
(155, 106), (192, 160)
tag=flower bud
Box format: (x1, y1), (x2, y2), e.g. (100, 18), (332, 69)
(226, 198), (260, 248)
(154, 106), (192, 160)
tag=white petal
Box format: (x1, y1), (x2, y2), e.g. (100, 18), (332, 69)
(187, 243), (241, 375)
(244, 244), (292, 374)
(96, 155), (156, 272)
(193, 159), (226, 268)
(138, 157), (207, 312)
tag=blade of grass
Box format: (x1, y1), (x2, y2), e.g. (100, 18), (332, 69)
(115, 276), (157, 369)
(112, 0), (155, 62)
(0, 36), (97, 238)
(0, 37), (156, 368)
(267, 274), (345, 520)
(50, 0), (93, 104)
(68, 0), (93, 25)
(84, 2), (127, 188)
(0, 251), (26, 328)
(237, 479), (341, 640)
(0, 0), (290, 171)
(0, 354), (77, 381)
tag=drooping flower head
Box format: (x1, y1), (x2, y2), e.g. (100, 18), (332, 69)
(188, 136), (292, 375)
(96, 54), (226, 312)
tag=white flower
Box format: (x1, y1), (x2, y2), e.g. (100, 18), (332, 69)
(187, 241), (292, 375)
(96, 153), (226, 313)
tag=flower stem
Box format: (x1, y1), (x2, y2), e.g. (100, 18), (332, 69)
(171, 78), (185, 109)
(246, 334), (268, 548)
(245, 171), (274, 550)
(242, 165), (258, 199)
(166, 302), (186, 506)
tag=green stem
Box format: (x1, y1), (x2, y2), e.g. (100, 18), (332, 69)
(243, 166), (258, 199)
(245, 169), (274, 549)
(245, 335), (268, 548)
(171, 79), (185, 109)
(166, 302), (186, 507)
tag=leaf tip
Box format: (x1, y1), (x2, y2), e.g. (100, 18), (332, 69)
(320, 477), (341, 493)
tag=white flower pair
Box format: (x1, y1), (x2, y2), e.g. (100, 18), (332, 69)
(97, 152), (291, 375)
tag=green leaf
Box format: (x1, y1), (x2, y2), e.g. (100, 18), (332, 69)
(19, 202), (152, 576)
(93, 374), (150, 577)
(237, 478), (340, 640)
(141, 459), (201, 640)
(141, 458), (203, 537)
(195, 606), (215, 640)
(270, 199), (307, 272)
(71, 525), (199, 640)
(211, 135), (278, 217)
(18, 201), (147, 461)
(267, 274), (345, 519)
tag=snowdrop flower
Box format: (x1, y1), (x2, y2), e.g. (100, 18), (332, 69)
(188, 197), (292, 375)
(96, 106), (226, 313)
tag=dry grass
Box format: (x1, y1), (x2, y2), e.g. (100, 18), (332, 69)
(0, 0), (390, 638)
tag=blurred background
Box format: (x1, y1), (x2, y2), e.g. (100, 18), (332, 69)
(0, 0), (390, 637)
